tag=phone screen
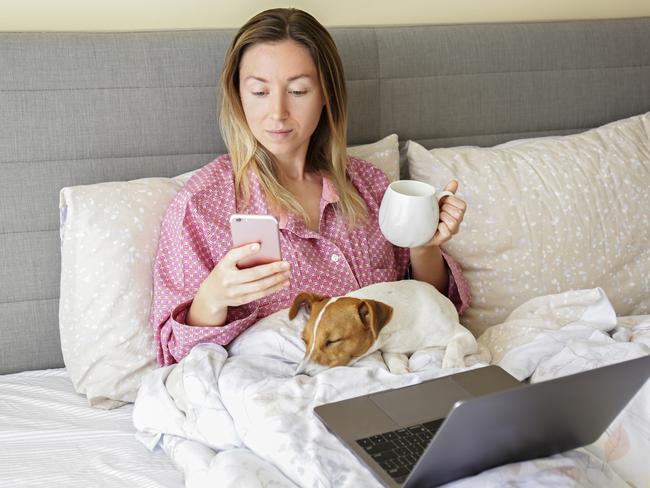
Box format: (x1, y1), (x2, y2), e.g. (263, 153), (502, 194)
(229, 214), (282, 269)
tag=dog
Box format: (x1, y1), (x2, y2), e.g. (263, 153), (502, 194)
(289, 280), (478, 375)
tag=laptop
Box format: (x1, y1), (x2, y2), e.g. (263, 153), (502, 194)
(314, 355), (650, 487)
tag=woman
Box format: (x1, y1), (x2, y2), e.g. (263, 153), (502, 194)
(151, 8), (469, 366)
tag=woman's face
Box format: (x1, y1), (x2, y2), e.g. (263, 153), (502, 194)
(238, 40), (325, 165)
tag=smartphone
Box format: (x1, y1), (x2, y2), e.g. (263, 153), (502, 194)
(229, 214), (282, 269)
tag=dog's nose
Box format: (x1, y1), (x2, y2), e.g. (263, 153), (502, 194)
(295, 359), (329, 377)
(294, 359), (308, 376)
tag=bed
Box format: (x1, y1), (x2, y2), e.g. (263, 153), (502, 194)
(1, 17), (649, 487)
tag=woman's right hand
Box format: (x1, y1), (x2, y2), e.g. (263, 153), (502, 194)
(187, 243), (291, 327)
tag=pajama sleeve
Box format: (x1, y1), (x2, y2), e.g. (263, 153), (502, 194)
(150, 178), (258, 366)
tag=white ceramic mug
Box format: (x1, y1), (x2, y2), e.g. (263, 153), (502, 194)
(378, 180), (454, 248)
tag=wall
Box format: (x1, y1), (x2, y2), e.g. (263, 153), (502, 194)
(2, 0), (650, 31)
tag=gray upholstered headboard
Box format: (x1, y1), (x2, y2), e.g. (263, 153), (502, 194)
(1, 17), (649, 374)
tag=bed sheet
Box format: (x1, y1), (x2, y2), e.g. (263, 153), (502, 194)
(134, 287), (650, 488)
(0, 368), (183, 488)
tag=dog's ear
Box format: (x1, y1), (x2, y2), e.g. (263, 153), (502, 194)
(358, 299), (393, 340)
(289, 291), (327, 320)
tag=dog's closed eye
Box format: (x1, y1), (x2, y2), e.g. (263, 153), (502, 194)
(325, 338), (343, 347)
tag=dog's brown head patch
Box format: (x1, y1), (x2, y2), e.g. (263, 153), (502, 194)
(290, 293), (393, 369)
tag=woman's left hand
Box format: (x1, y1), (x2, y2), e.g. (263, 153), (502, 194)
(426, 180), (466, 247)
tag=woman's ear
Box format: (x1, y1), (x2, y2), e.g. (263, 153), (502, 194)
(289, 291), (327, 320)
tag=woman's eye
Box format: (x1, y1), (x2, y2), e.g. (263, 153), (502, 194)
(250, 90), (306, 97)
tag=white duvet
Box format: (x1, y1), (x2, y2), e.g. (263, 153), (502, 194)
(133, 288), (650, 487)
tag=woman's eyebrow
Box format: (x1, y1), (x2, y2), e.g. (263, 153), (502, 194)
(244, 74), (312, 83)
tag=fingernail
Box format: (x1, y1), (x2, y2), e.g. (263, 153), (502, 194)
(251, 243), (260, 251)
(281, 261), (290, 270)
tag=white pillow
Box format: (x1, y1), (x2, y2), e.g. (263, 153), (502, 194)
(58, 135), (399, 408)
(59, 177), (186, 409)
(349, 133), (399, 182)
(407, 112), (650, 337)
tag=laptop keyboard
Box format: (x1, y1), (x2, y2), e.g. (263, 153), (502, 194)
(356, 418), (444, 484)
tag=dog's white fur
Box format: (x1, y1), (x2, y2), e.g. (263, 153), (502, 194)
(297, 280), (478, 374)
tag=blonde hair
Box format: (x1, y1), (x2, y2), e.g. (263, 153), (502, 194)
(219, 8), (367, 228)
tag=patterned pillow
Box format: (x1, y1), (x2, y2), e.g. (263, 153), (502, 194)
(407, 112), (650, 336)
(349, 133), (399, 182)
(58, 135), (399, 408)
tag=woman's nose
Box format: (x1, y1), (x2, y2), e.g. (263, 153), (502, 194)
(269, 91), (288, 120)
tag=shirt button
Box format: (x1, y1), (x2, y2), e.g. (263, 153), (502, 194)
(331, 254), (340, 263)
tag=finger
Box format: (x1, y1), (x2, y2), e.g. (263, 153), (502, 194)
(230, 270), (290, 298)
(439, 212), (459, 234)
(441, 203), (464, 220)
(224, 243), (261, 266)
(442, 195), (466, 211)
(221, 262), (289, 289)
(442, 180), (459, 194)
(441, 203), (461, 219)
(237, 260), (290, 282)
(231, 279), (290, 306)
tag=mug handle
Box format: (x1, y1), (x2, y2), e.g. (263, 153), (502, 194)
(434, 190), (454, 204)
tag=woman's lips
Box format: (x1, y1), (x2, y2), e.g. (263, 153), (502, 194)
(267, 129), (293, 139)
